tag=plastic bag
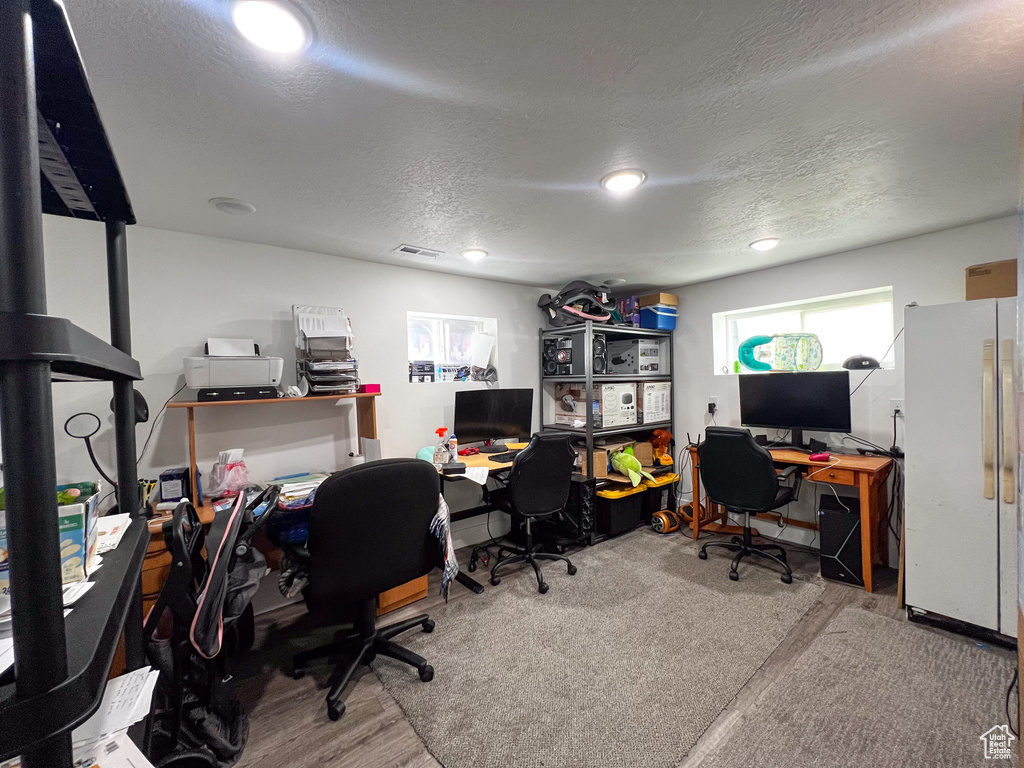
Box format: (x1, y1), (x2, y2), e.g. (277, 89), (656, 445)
(207, 460), (249, 498)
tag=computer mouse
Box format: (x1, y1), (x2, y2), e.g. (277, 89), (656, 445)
(809, 452), (831, 462)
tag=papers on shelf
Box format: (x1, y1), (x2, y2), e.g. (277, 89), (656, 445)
(0, 609), (71, 673)
(72, 666), (160, 747)
(0, 731), (154, 768)
(96, 513), (132, 554)
(63, 580), (95, 606)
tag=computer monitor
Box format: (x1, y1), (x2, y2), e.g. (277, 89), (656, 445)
(738, 370), (851, 449)
(454, 388), (534, 446)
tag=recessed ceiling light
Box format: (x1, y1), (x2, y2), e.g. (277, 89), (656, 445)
(232, 0), (311, 54)
(602, 278), (626, 287)
(209, 197), (256, 215)
(601, 169), (646, 193)
(749, 238), (781, 251)
(462, 249), (488, 262)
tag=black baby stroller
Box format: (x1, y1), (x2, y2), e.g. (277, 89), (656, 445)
(144, 485), (280, 767)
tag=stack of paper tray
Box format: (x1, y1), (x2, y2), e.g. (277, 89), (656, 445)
(293, 305), (360, 394)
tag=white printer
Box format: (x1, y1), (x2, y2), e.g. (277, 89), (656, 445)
(184, 338), (284, 401)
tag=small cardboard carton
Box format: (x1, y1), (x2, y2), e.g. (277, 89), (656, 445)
(638, 292), (679, 307)
(966, 259), (1016, 301)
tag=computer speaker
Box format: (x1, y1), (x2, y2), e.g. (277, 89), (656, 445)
(593, 333), (607, 374)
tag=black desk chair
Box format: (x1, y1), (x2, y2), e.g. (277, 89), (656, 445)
(696, 427), (802, 584)
(488, 434), (578, 594)
(291, 459), (440, 722)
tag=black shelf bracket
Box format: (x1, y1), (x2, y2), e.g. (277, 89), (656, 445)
(0, 312), (142, 381)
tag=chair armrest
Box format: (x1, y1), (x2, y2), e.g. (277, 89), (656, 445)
(777, 464), (800, 480)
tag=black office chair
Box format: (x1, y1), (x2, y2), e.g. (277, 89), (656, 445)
(696, 427), (802, 584)
(291, 459), (440, 722)
(488, 434), (578, 594)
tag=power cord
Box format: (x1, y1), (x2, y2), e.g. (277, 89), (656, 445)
(849, 327), (903, 397)
(137, 383), (186, 466)
(1007, 669), (1019, 738)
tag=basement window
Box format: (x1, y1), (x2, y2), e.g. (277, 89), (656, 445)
(407, 311), (498, 383)
(712, 287), (894, 375)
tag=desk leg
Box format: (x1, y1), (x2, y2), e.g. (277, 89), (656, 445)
(187, 406), (200, 507)
(859, 473), (874, 592)
(356, 397), (377, 440)
(876, 477), (889, 565)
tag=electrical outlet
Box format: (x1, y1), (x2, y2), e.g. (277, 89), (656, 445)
(890, 398), (904, 417)
(708, 395), (719, 415)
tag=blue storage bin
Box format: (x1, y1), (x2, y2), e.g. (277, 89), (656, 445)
(640, 304), (677, 330)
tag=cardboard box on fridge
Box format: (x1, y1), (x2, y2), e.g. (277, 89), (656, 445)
(966, 259), (1016, 300)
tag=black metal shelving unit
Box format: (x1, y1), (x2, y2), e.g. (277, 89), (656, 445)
(0, 2), (147, 765)
(540, 321), (676, 544)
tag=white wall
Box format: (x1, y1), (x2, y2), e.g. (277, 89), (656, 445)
(671, 215), (1019, 553)
(37, 217), (542, 544)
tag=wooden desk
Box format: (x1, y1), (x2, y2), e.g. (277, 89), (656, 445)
(456, 442), (528, 472)
(167, 392), (379, 508)
(685, 445), (893, 593)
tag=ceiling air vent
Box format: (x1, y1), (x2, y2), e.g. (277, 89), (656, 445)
(393, 244), (443, 263)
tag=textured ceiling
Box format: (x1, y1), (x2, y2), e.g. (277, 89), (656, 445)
(63, 0), (1024, 288)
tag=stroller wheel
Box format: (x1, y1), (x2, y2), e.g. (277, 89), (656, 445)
(328, 702), (346, 721)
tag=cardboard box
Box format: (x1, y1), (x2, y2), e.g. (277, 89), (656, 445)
(607, 339), (662, 375)
(577, 448), (609, 478)
(633, 441), (654, 466)
(966, 259), (1016, 301)
(638, 292), (679, 308)
(0, 481), (102, 606)
(639, 381), (672, 424)
(553, 383), (638, 428)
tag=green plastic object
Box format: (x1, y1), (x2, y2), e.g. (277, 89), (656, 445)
(416, 446), (436, 463)
(738, 333), (823, 372)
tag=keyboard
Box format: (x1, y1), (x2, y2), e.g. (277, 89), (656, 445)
(487, 450), (521, 463)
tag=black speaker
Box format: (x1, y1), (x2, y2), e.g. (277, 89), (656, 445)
(818, 494), (862, 586)
(592, 333), (607, 374)
(543, 339), (559, 376)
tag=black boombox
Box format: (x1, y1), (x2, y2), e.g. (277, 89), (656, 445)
(543, 334), (607, 376)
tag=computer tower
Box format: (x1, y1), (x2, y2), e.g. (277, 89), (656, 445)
(817, 493), (862, 586)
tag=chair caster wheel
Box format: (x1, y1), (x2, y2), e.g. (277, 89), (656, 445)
(490, 576), (501, 586)
(698, 550), (708, 560)
(468, 561), (477, 573)
(419, 665), (434, 682)
(292, 668), (305, 680)
(422, 619), (435, 633)
(731, 536), (742, 545)
(781, 573), (793, 584)
(328, 702), (345, 721)
(538, 582), (549, 594)
(567, 564), (577, 575)
(728, 570), (739, 581)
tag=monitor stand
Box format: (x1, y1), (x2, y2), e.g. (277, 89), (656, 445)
(479, 442), (507, 454)
(783, 429), (828, 454)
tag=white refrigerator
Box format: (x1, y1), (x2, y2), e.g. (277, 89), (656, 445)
(904, 298), (1018, 637)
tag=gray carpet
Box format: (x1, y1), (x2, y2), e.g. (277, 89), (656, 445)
(375, 530), (824, 768)
(699, 606), (1019, 768)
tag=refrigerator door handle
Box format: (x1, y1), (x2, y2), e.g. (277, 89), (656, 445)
(983, 338), (996, 500)
(1001, 338), (1016, 504)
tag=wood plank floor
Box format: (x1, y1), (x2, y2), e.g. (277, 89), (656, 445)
(232, 532), (1013, 768)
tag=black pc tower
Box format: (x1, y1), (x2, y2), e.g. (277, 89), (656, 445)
(817, 493), (863, 586)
